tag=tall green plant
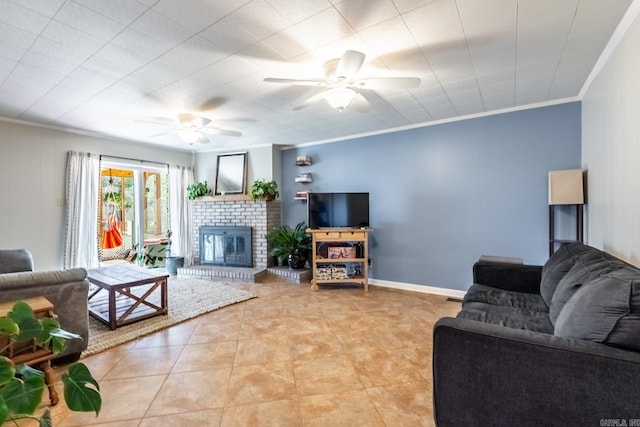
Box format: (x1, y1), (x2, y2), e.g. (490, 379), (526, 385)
(0, 301), (101, 425)
(266, 222), (311, 262)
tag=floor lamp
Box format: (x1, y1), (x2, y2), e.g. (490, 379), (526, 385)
(548, 169), (585, 256)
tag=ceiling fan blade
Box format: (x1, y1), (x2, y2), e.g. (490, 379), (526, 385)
(196, 96), (226, 112)
(148, 131), (174, 138)
(200, 127), (242, 137)
(352, 77), (421, 90)
(135, 119), (172, 126)
(336, 50), (365, 80)
(292, 89), (328, 110)
(176, 113), (195, 123)
(264, 77), (326, 87)
(176, 113), (213, 128)
(351, 92), (370, 113)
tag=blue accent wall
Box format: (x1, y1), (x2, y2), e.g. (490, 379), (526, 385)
(282, 102), (581, 291)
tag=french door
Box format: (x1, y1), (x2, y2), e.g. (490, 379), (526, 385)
(99, 159), (169, 265)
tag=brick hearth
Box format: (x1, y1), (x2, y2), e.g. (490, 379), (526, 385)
(181, 197), (311, 283)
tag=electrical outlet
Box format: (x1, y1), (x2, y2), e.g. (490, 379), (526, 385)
(56, 197), (67, 207)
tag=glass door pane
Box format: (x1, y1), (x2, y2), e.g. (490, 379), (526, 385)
(99, 163), (168, 267)
(99, 168), (132, 262)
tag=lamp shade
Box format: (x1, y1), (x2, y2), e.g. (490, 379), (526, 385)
(548, 169), (584, 205)
(323, 87), (355, 111)
(177, 129), (203, 145)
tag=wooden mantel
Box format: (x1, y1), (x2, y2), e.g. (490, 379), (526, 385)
(194, 194), (252, 202)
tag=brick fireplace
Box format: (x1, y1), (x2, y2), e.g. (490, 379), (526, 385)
(190, 198), (281, 268)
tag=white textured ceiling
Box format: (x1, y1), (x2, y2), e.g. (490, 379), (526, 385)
(0, 0), (633, 152)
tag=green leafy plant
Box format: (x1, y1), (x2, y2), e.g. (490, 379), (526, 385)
(266, 222), (311, 265)
(187, 181), (211, 200)
(0, 301), (101, 425)
(127, 230), (171, 267)
(250, 179), (279, 201)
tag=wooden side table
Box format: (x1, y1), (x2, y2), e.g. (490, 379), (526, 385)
(0, 296), (59, 405)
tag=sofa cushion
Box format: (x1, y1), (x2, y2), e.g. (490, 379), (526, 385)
(540, 243), (592, 306)
(0, 249), (34, 273)
(554, 273), (640, 351)
(457, 301), (554, 334)
(463, 284), (549, 313)
(548, 250), (623, 325)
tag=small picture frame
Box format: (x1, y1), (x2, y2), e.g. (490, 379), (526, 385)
(328, 246), (355, 259)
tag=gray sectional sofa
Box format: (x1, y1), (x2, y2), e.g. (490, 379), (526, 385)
(0, 249), (89, 361)
(433, 242), (640, 426)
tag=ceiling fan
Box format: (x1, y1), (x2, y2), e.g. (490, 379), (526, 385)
(264, 50), (421, 112)
(138, 113), (242, 145)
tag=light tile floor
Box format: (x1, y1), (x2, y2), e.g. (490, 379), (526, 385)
(50, 277), (461, 426)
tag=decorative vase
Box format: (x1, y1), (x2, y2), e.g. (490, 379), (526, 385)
(166, 256), (184, 276)
(288, 254), (306, 270)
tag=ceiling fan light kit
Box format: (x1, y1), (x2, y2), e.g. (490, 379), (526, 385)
(264, 50), (421, 112)
(323, 87), (356, 111)
(177, 129), (205, 145)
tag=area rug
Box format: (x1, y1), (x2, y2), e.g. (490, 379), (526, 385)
(82, 277), (254, 358)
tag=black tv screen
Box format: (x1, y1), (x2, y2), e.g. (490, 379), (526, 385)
(307, 192), (370, 229)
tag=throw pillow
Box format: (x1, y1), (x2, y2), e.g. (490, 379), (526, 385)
(540, 243), (591, 306)
(548, 250), (621, 325)
(554, 274), (640, 351)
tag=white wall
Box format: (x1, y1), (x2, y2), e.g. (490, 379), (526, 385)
(582, 7), (640, 265)
(0, 120), (193, 270)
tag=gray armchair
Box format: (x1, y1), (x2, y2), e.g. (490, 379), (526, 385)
(0, 249), (90, 361)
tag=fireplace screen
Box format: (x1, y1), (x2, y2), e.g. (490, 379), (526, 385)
(199, 226), (252, 267)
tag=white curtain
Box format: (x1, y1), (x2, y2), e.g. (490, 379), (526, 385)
(64, 151), (100, 269)
(169, 164), (194, 265)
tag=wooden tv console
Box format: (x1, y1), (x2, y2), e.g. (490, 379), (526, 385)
(307, 228), (369, 291)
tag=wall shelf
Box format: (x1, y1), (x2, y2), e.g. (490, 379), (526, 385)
(296, 156), (312, 166)
(295, 156), (312, 200)
(295, 173), (313, 183)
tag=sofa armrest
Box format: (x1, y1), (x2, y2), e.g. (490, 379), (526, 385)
(472, 261), (542, 293)
(433, 317), (640, 427)
(0, 268), (89, 359)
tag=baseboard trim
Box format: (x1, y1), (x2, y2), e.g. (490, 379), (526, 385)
(369, 278), (467, 300)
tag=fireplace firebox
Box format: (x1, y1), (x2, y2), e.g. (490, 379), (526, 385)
(199, 226), (252, 267)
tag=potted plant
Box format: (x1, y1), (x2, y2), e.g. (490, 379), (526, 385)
(250, 179), (279, 201)
(0, 301), (101, 425)
(266, 222), (311, 269)
(126, 241), (168, 268)
(164, 230), (185, 276)
(187, 181), (211, 200)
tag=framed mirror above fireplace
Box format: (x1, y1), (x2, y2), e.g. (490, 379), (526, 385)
(215, 152), (247, 195)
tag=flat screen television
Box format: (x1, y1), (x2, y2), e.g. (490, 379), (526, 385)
(307, 192), (370, 229)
